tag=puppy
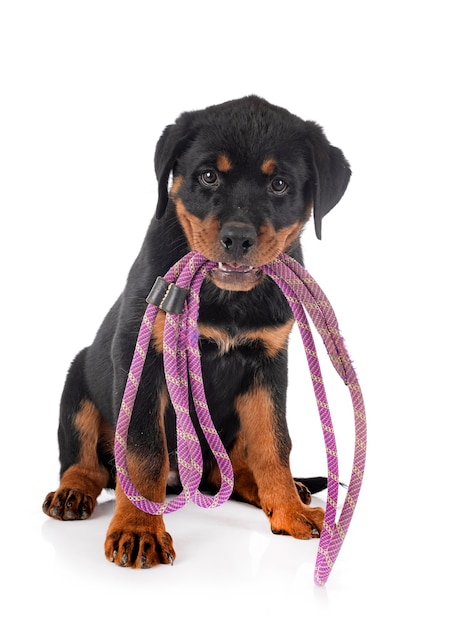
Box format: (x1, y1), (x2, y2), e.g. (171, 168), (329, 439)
(43, 95), (351, 568)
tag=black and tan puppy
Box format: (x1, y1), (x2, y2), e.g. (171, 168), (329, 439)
(43, 96), (351, 568)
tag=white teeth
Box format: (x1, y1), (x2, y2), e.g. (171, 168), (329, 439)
(218, 263), (254, 273)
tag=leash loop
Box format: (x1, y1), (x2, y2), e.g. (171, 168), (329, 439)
(261, 255), (367, 584)
(114, 250), (366, 584)
(115, 252), (233, 514)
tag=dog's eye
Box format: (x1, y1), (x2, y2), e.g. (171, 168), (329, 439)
(199, 170), (219, 188)
(270, 177), (288, 195)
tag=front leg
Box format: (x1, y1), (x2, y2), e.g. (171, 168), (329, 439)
(105, 387), (176, 568)
(235, 383), (324, 539)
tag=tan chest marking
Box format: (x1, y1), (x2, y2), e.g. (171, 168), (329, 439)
(198, 319), (293, 358)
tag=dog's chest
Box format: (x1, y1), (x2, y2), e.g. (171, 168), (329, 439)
(198, 320), (293, 358)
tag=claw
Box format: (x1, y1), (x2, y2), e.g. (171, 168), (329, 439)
(140, 554), (153, 569)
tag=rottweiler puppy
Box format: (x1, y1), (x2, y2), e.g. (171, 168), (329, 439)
(43, 95), (351, 568)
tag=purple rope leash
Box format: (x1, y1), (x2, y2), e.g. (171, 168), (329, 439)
(114, 250), (367, 585)
(261, 256), (367, 584)
(115, 253), (232, 513)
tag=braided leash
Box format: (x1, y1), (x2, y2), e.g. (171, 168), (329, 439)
(114, 250), (366, 585)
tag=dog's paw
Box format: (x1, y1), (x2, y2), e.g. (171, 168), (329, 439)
(269, 504), (325, 539)
(105, 526), (176, 569)
(42, 489), (95, 520)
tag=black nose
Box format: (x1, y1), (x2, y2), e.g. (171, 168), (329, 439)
(220, 223), (256, 258)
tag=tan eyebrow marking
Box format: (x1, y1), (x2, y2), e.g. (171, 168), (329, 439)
(216, 154), (232, 172)
(261, 159), (278, 175)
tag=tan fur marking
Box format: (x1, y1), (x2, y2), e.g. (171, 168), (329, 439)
(126, 450), (169, 500)
(216, 154), (232, 172)
(151, 310), (166, 353)
(169, 175), (184, 198)
(261, 158), (277, 175)
(43, 400), (114, 520)
(198, 319), (293, 358)
(74, 400), (113, 469)
(235, 387), (280, 467)
(256, 220), (304, 261)
(56, 464), (108, 499)
(206, 430), (261, 505)
(104, 482), (175, 567)
(228, 431), (261, 505)
(175, 198), (220, 253)
(60, 400), (113, 492)
(235, 387), (324, 538)
(245, 320), (294, 357)
(197, 324), (238, 354)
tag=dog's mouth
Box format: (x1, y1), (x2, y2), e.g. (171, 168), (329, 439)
(209, 262), (263, 291)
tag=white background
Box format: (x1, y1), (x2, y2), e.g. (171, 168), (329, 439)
(1, 1), (451, 623)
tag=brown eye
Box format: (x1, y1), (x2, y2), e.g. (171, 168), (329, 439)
(199, 169), (219, 188)
(270, 177), (288, 195)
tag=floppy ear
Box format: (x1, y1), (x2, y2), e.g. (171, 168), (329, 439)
(154, 114), (196, 218)
(305, 122), (351, 239)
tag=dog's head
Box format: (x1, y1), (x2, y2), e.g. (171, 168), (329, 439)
(154, 96), (350, 291)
